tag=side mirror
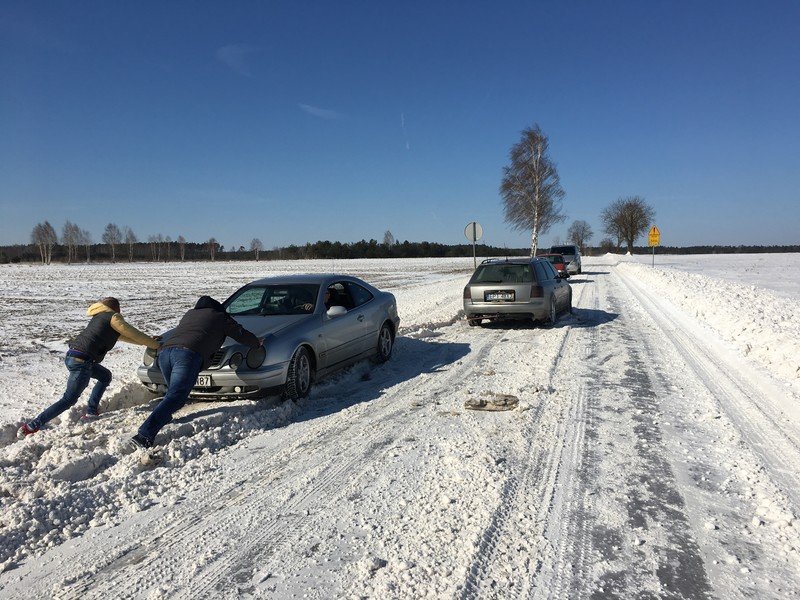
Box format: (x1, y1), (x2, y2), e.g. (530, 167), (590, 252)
(326, 305), (347, 318)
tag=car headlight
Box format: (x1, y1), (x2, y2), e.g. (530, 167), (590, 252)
(246, 346), (266, 369)
(143, 347), (156, 367)
(229, 352), (243, 369)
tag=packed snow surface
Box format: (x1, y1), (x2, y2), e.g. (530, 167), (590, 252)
(1, 254), (799, 599)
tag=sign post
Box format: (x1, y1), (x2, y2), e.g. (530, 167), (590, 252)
(648, 225), (661, 267)
(464, 221), (484, 268)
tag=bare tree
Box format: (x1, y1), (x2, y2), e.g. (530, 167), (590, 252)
(124, 227), (137, 262)
(382, 230), (395, 247)
(101, 223), (122, 263)
(78, 228), (92, 263)
(500, 124), (566, 256)
(600, 196), (655, 254)
(164, 236), (172, 262)
(31, 221), (57, 264)
(177, 235), (186, 261)
(61, 221), (81, 264)
(208, 237), (218, 261)
(250, 238), (263, 261)
(567, 220), (594, 253)
(147, 235), (158, 261)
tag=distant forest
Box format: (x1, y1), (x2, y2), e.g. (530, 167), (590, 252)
(1, 239), (798, 264)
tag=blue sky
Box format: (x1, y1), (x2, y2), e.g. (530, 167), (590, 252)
(2, 1), (799, 250)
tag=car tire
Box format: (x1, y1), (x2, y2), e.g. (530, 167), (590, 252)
(375, 323), (394, 363)
(547, 295), (558, 326)
(468, 318), (482, 327)
(284, 346), (313, 402)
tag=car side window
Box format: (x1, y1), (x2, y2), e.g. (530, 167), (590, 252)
(329, 282), (355, 310)
(542, 261), (559, 280)
(533, 262), (548, 282)
(346, 282), (373, 308)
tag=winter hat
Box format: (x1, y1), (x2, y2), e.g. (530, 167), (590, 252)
(100, 297), (121, 313)
(195, 296), (224, 311)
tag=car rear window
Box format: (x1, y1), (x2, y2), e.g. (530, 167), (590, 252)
(472, 264), (533, 284)
(550, 246), (576, 256)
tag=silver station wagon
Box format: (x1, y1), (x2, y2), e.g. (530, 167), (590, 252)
(137, 274), (400, 401)
(463, 257), (571, 326)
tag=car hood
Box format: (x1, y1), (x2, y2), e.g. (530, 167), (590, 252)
(157, 314), (311, 347)
(229, 314), (310, 341)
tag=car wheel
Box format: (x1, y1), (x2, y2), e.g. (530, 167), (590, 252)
(547, 295), (558, 326)
(284, 346), (313, 402)
(468, 318), (482, 327)
(375, 323), (394, 363)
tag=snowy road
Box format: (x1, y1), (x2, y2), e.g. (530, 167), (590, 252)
(1, 256), (798, 598)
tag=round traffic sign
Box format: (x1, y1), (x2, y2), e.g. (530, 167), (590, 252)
(464, 221), (483, 242)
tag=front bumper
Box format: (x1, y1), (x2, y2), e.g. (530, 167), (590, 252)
(136, 361), (288, 399)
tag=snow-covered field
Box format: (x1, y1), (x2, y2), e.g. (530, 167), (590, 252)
(1, 254), (799, 599)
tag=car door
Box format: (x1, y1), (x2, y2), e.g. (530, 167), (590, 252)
(318, 282), (364, 369)
(344, 281), (377, 353)
(542, 261), (567, 308)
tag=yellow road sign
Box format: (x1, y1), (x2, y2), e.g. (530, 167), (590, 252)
(648, 225), (661, 247)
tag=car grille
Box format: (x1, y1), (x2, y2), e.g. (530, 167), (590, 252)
(209, 350), (226, 368)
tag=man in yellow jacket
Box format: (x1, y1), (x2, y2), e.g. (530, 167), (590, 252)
(20, 297), (160, 435)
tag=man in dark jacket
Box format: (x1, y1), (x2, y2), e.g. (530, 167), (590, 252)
(20, 297), (160, 435)
(132, 296), (261, 448)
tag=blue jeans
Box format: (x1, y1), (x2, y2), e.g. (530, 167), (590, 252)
(33, 356), (111, 426)
(137, 346), (203, 442)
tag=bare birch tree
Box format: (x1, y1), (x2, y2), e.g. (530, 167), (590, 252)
(102, 223), (122, 263)
(500, 125), (566, 256)
(177, 235), (186, 261)
(164, 236), (172, 262)
(567, 220), (594, 253)
(208, 238), (218, 261)
(600, 196), (655, 254)
(62, 221), (81, 264)
(78, 228), (92, 263)
(31, 221), (57, 264)
(250, 238), (263, 261)
(124, 227), (137, 262)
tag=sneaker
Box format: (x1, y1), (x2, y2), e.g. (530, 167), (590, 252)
(81, 412), (100, 422)
(130, 434), (153, 450)
(19, 422), (40, 436)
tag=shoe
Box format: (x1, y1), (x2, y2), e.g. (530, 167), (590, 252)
(81, 412), (100, 422)
(130, 434), (154, 449)
(19, 422), (40, 436)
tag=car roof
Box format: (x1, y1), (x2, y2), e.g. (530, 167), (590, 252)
(479, 257), (544, 265)
(246, 273), (351, 286)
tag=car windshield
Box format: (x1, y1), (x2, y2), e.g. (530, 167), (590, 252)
(472, 264), (532, 284)
(224, 284), (321, 316)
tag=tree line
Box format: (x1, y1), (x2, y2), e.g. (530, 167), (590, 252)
(5, 223), (531, 264)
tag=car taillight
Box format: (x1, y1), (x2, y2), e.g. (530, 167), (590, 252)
(463, 286), (471, 299)
(530, 285), (544, 298)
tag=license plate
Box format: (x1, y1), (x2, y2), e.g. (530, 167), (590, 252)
(196, 375), (213, 387)
(486, 291), (514, 301)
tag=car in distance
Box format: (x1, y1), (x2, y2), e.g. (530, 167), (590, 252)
(463, 257), (571, 326)
(137, 274), (400, 401)
(550, 245), (582, 275)
(537, 253), (570, 278)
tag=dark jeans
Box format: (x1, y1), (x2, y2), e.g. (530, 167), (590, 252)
(138, 346), (203, 443)
(33, 356), (111, 427)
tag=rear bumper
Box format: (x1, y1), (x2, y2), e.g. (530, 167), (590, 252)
(464, 300), (547, 320)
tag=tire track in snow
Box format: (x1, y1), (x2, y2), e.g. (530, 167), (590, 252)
(458, 282), (592, 600)
(59, 328), (505, 599)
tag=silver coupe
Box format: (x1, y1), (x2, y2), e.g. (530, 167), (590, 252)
(137, 274), (400, 401)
